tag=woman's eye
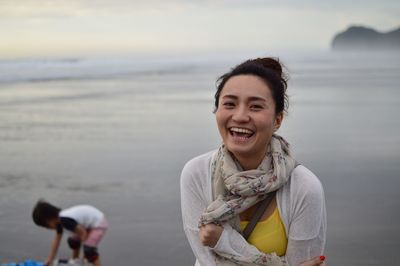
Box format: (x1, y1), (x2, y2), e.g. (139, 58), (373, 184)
(223, 102), (235, 108)
(250, 105), (263, 110)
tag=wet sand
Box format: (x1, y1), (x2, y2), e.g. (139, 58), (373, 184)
(0, 52), (399, 265)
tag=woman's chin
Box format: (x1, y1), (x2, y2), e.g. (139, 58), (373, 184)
(226, 143), (255, 158)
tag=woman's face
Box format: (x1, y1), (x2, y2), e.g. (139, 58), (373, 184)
(215, 74), (283, 165)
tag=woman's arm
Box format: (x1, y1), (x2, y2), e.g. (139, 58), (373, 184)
(282, 166), (327, 266)
(202, 166), (327, 266)
(208, 222), (286, 265)
(200, 217), (326, 266)
(181, 160), (219, 266)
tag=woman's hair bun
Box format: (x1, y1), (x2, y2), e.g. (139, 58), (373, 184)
(249, 57), (283, 78)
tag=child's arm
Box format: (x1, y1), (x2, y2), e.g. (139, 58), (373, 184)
(59, 217), (87, 242)
(74, 224), (88, 242)
(45, 232), (62, 266)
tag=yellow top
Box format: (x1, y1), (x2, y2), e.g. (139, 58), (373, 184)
(240, 207), (287, 256)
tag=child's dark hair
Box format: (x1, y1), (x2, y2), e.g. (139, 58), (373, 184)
(214, 57), (289, 114)
(32, 200), (61, 227)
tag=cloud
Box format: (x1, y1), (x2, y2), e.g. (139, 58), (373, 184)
(0, 0), (398, 57)
(0, 0), (193, 18)
(1, 0), (399, 18)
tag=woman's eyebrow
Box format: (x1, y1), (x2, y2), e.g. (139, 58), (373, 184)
(221, 94), (238, 100)
(221, 95), (267, 102)
(248, 96), (267, 102)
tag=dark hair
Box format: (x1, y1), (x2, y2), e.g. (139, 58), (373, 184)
(32, 200), (61, 228)
(214, 57), (289, 114)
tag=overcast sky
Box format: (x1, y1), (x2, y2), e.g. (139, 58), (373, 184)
(1, 0), (399, 58)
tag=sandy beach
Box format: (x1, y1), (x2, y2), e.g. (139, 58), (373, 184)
(0, 52), (399, 265)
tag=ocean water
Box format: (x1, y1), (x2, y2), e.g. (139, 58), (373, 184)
(0, 51), (399, 265)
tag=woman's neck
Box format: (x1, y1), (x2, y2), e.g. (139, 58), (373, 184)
(233, 153), (264, 170)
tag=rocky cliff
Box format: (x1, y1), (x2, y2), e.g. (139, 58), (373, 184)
(331, 26), (400, 51)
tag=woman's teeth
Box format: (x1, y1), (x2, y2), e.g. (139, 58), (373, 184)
(230, 127), (253, 134)
(229, 127), (254, 138)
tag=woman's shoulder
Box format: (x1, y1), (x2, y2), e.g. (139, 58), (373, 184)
(181, 150), (216, 174)
(287, 164), (325, 198)
(292, 165), (322, 185)
(180, 150), (216, 187)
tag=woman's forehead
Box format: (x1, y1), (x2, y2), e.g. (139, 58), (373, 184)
(221, 75), (273, 100)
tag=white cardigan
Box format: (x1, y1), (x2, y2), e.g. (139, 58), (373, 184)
(180, 150), (327, 266)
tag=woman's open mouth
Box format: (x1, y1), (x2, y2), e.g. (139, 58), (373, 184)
(229, 127), (255, 142)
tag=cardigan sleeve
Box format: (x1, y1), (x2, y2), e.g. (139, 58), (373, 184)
(279, 166), (327, 266)
(181, 154), (219, 266)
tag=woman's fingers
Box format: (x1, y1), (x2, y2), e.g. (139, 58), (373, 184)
(299, 255), (326, 266)
(199, 223), (224, 247)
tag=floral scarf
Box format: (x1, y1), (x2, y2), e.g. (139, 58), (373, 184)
(199, 134), (296, 266)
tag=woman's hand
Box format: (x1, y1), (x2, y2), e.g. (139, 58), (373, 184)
(299, 255), (326, 266)
(199, 223), (224, 247)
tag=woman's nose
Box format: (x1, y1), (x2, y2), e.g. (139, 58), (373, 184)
(232, 107), (250, 122)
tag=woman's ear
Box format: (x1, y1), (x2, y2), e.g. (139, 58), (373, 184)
(274, 112), (284, 131)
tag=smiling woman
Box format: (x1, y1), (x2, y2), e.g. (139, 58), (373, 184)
(180, 58), (327, 266)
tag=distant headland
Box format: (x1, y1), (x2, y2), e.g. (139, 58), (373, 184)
(331, 25), (400, 51)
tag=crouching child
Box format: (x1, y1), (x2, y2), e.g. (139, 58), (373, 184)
(32, 200), (108, 266)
